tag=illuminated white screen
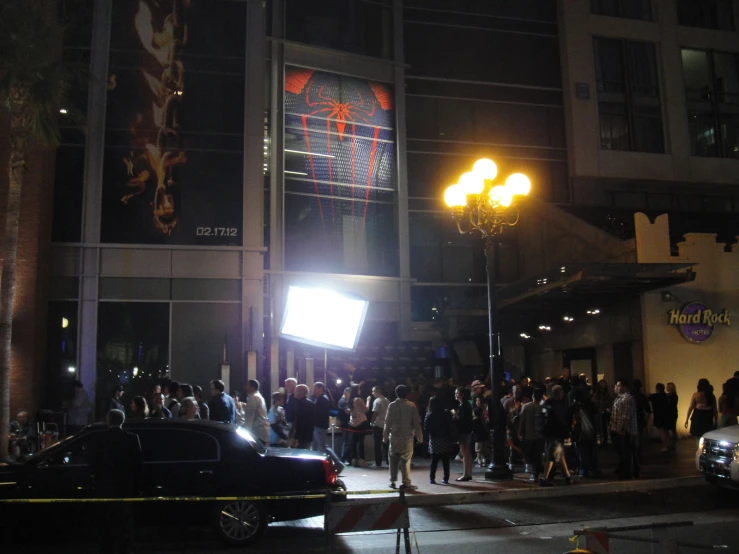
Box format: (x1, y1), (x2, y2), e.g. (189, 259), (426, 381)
(280, 286), (368, 351)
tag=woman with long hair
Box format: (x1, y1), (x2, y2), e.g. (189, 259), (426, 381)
(130, 396), (149, 419)
(425, 396), (455, 484)
(349, 396), (370, 468)
(685, 378), (717, 438)
(454, 387), (474, 481)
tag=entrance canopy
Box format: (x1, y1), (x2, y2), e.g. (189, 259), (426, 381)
(497, 263), (696, 313)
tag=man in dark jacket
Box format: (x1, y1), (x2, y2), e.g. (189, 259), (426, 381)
(108, 385), (125, 417)
(311, 382), (331, 452)
(89, 409), (142, 554)
(208, 379), (237, 423)
(292, 384), (314, 449)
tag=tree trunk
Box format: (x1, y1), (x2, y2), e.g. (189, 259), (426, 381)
(0, 84), (30, 462)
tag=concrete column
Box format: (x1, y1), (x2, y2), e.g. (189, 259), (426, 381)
(393, 0), (413, 341)
(270, 339), (280, 394)
(242, 0), (267, 390)
(287, 349), (295, 379)
(305, 357), (315, 390)
(77, 0), (112, 416)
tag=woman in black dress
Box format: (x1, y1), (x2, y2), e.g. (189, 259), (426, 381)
(454, 387), (474, 481)
(685, 379), (717, 439)
(425, 396), (455, 484)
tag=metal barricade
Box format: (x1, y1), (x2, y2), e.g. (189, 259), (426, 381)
(567, 521), (729, 553)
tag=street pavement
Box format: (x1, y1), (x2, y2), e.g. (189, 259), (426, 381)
(4, 436), (731, 554)
(337, 433), (700, 497)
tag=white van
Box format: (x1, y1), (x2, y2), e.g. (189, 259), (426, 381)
(696, 425), (739, 488)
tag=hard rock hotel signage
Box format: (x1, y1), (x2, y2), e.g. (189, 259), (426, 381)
(668, 302), (731, 343)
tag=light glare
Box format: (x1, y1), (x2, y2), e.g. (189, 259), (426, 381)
(472, 158), (498, 181)
(280, 286), (369, 351)
(458, 172), (484, 196)
(489, 185), (513, 207)
(444, 184), (467, 208)
(506, 173), (531, 197)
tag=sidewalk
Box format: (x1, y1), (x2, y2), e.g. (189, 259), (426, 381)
(337, 436), (703, 500)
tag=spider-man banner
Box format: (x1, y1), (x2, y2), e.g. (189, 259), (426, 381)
(284, 67), (398, 275)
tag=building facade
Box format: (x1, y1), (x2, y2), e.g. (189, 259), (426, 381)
(5, 0), (738, 420)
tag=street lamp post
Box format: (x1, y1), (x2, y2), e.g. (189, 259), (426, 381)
(443, 159), (530, 481)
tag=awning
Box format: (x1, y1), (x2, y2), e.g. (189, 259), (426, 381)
(497, 263), (696, 313)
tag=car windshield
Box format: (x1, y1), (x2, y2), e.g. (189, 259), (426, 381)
(235, 426), (266, 454)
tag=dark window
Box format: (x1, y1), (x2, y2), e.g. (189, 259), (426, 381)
(45, 301), (78, 411)
(285, 0), (393, 59)
(681, 49), (739, 158)
(677, 0), (734, 31)
(134, 429), (220, 463)
(594, 38), (664, 153)
(590, 0), (652, 20)
(96, 303), (170, 416)
(47, 431), (103, 466)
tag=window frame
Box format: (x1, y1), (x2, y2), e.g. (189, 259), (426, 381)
(681, 47), (739, 158)
(590, 0), (653, 21)
(594, 36), (665, 153)
(676, 0), (735, 32)
(132, 428), (222, 464)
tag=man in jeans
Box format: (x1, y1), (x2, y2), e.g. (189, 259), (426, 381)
(610, 379), (639, 480)
(518, 388), (545, 482)
(383, 385), (424, 490)
(368, 386), (389, 468)
(311, 382), (331, 452)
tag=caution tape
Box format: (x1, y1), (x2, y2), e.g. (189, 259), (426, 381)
(0, 489), (398, 504)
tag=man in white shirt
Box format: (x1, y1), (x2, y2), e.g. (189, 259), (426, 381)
(67, 380), (91, 435)
(245, 379), (270, 445)
(368, 386), (389, 468)
(383, 385), (424, 490)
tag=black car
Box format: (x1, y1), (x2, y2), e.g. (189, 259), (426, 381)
(0, 419), (343, 546)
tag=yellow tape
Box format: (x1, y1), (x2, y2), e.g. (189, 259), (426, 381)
(0, 488), (399, 504)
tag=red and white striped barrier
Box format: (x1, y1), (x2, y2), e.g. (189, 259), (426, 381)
(327, 500), (409, 534)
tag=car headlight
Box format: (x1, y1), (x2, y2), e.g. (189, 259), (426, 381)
(699, 437), (704, 450)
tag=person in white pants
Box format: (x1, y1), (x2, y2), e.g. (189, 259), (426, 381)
(383, 385), (424, 490)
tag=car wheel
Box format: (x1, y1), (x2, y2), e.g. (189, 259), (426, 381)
(215, 500), (266, 546)
(332, 479), (348, 502)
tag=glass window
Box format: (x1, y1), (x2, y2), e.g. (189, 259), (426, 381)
(594, 38), (664, 153)
(283, 67), (398, 276)
(677, 0), (734, 31)
(681, 49), (739, 158)
(285, 0), (393, 58)
(170, 303), (242, 393)
(52, 0), (95, 243)
(133, 429), (219, 463)
(97, 303), (170, 416)
(45, 302), (79, 411)
(591, 0), (652, 20)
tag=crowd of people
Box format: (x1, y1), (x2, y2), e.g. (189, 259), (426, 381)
(9, 369), (739, 490)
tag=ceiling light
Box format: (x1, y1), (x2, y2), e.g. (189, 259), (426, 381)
(563, 316), (574, 322)
(538, 325), (551, 331)
(59, 108), (68, 114)
(520, 333), (530, 339)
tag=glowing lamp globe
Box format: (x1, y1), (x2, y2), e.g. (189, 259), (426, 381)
(489, 185), (513, 208)
(444, 184), (467, 208)
(472, 158), (498, 182)
(505, 173), (531, 197)
(458, 172), (484, 196)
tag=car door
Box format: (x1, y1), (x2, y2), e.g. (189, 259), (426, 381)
(16, 431), (104, 525)
(131, 428), (223, 523)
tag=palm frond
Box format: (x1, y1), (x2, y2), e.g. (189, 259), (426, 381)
(0, 0), (84, 148)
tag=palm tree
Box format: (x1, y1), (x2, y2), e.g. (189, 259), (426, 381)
(0, 0), (72, 460)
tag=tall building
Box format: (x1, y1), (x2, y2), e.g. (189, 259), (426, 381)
(2, 0), (737, 419)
